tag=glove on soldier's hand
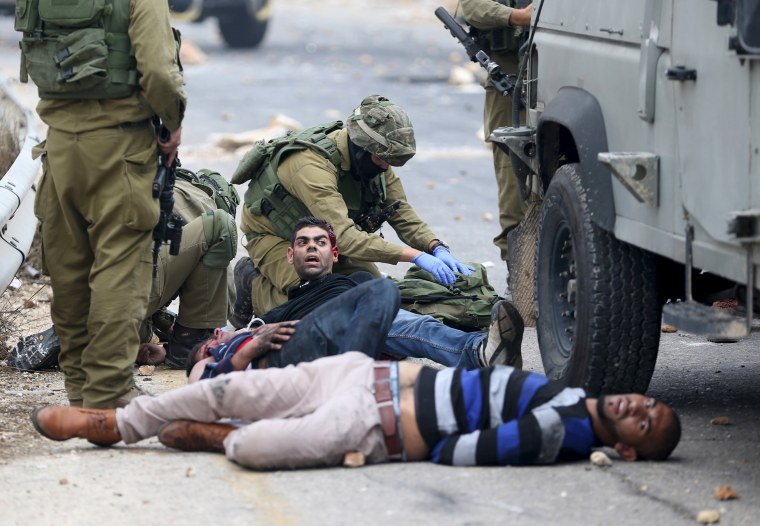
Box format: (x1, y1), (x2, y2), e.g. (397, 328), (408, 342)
(412, 252), (457, 286)
(433, 246), (475, 276)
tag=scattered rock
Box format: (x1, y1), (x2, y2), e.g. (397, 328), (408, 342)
(710, 416), (731, 426)
(185, 466), (196, 478)
(714, 485), (740, 501)
(426, 181), (436, 189)
(343, 451), (365, 467)
(481, 212), (493, 222)
(59, 478), (68, 485)
(696, 509), (720, 523)
(661, 324), (677, 333)
(23, 299), (37, 309)
(590, 451), (612, 467)
(137, 365), (155, 376)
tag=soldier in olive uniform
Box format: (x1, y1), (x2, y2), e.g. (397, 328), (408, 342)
(237, 94), (472, 315)
(13, 176), (238, 371)
(456, 1), (533, 263)
(141, 176), (238, 369)
(22, 0), (187, 408)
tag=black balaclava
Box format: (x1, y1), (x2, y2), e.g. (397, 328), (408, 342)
(348, 138), (386, 180)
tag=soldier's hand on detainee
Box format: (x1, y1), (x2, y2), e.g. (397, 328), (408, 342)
(412, 252), (457, 286)
(433, 246), (475, 276)
(158, 126), (182, 166)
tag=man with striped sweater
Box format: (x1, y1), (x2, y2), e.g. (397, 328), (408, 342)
(31, 350), (680, 469)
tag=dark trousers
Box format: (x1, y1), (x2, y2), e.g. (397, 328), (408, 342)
(265, 278), (400, 368)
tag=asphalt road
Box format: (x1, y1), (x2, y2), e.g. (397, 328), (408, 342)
(0, 1), (759, 525)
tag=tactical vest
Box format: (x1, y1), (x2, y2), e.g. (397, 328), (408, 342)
(231, 122), (388, 241)
(470, 0), (524, 53)
(16, 0), (143, 99)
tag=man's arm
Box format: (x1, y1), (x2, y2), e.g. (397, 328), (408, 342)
(197, 321), (299, 382)
(459, 0), (532, 30)
(129, 0), (187, 132)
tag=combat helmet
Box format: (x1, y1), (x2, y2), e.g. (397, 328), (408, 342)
(346, 95), (416, 166)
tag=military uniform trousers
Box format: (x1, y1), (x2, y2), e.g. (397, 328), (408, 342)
(35, 123), (158, 408)
(141, 214), (232, 342)
(117, 351), (388, 469)
(486, 51), (527, 262)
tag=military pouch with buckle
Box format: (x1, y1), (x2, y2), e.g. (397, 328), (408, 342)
(21, 28), (108, 94)
(14, 0), (40, 32)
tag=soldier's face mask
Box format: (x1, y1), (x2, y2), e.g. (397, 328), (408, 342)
(349, 139), (386, 180)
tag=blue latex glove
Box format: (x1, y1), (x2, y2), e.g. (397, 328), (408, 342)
(433, 246), (475, 276)
(412, 252), (456, 286)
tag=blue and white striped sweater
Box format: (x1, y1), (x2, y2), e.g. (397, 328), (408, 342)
(415, 365), (599, 465)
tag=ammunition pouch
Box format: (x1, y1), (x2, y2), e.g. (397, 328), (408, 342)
(201, 210), (238, 268)
(16, 0), (151, 100)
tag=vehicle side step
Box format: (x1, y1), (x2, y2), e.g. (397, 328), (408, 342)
(663, 301), (748, 340)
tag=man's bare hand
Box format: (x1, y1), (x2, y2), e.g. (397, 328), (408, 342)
(509, 3), (533, 26)
(158, 126), (182, 166)
(136, 342), (166, 366)
(233, 321), (299, 370)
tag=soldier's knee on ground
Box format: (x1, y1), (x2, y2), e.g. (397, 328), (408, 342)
(201, 210), (237, 268)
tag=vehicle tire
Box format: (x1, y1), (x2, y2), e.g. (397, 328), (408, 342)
(536, 163), (661, 395)
(218, 3), (269, 49)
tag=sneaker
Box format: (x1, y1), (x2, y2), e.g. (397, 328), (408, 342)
(165, 324), (213, 369)
(477, 300), (524, 368)
(229, 256), (259, 329)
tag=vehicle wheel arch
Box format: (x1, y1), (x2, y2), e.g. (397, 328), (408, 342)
(537, 86), (615, 233)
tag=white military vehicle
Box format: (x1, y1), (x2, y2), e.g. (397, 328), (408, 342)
(493, 0), (760, 394)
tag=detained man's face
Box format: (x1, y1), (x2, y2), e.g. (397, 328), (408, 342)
(596, 394), (675, 459)
(287, 226), (339, 281)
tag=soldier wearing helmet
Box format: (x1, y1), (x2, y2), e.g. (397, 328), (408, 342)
(236, 94), (473, 317)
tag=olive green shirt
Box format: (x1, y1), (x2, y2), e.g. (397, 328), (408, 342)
(36, 0), (186, 133)
(457, 0), (522, 74)
(241, 128), (437, 265)
(458, 0), (517, 30)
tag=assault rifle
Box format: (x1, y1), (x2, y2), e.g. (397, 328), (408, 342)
(434, 6), (516, 97)
(151, 121), (184, 277)
(356, 200), (401, 234)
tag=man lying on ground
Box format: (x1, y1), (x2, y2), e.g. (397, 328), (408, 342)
(211, 216), (521, 379)
(31, 352), (681, 470)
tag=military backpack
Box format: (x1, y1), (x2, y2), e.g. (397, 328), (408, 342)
(393, 262), (501, 332)
(176, 167), (240, 217)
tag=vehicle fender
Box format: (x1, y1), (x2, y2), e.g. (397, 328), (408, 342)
(537, 86), (615, 232)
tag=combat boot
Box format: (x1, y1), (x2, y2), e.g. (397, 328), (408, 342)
(158, 420), (236, 453)
(165, 324), (213, 369)
(229, 256), (260, 329)
(31, 406), (120, 446)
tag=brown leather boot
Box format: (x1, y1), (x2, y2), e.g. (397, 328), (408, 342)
(31, 406), (121, 446)
(157, 420), (236, 453)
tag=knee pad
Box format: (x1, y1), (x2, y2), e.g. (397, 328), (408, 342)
(201, 210), (238, 268)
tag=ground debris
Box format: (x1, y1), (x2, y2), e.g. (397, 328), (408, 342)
(590, 451), (612, 467)
(661, 324), (677, 333)
(710, 416), (731, 426)
(343, 451), (365, 467)
(696, 509), (720, 523)
(713, 485), (740, 501)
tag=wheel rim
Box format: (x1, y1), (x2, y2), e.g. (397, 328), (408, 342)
(547, 219), (577, 369)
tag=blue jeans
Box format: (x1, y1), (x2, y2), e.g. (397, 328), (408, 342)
(385, 309), (484, 369)
(266, 278), (400, 368)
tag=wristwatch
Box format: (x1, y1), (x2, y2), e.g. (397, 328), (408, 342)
(429, 240), (449, 253)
